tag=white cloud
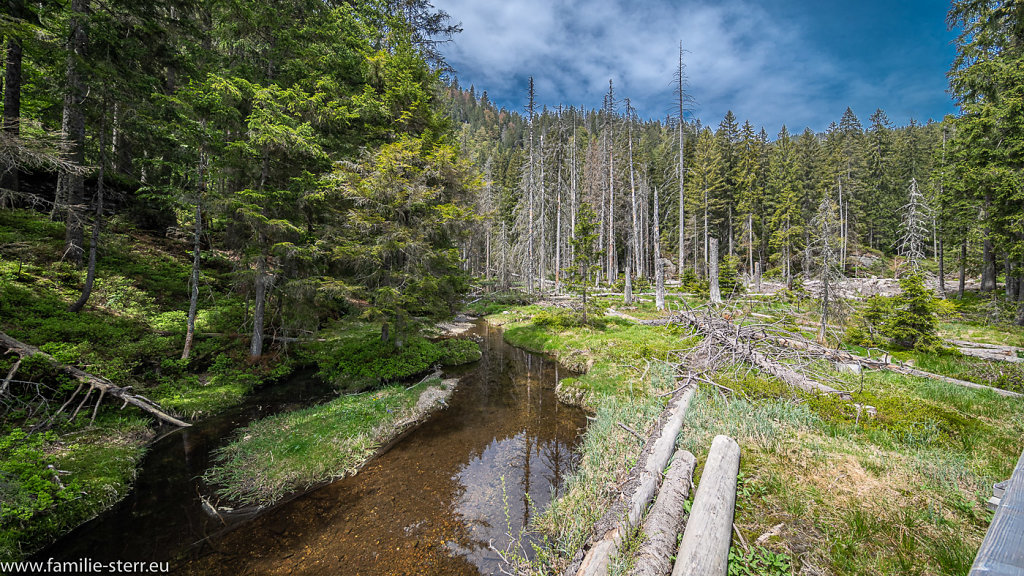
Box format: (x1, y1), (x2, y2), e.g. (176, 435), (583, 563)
(432, 0), (956, 133)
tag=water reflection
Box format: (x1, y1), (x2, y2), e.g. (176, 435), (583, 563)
(452, 430), (576, 574)
(42, 322), (586, 576)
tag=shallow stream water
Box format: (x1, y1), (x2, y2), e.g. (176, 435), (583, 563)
(41, 321), (587, 575)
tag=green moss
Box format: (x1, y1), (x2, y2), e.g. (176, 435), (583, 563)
(0, 421), (149, 562)
(308, 328), (480, 391)
(0, 209), (298, 559)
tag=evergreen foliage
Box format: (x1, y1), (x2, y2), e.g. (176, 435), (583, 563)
(850, 275), (941, 350)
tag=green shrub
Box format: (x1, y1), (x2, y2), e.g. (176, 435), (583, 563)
(848, 275), (941, 351)
(533, 307), (607, 329)
(0, 430), (80, 524)
(681, 268), (709, 297)
(436, 338), (482, 365)
(720, 255), (745, 298)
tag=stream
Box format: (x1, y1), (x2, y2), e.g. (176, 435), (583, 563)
(40, 321), (587, 575)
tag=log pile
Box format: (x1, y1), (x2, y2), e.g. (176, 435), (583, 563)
(671, 309), (852, 399)
(671, 435), (740, 576)
(561, 369), (745, 576)
(572, 386), (696, 576)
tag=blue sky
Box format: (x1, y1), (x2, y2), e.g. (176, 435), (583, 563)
(430, 0), (959, 134)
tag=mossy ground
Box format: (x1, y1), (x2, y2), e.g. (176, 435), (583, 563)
(483, 288), (1024, 576)
(0, 209), (274, 561)
(0, 209), (476, 561)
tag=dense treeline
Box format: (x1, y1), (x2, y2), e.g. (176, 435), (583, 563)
(449, 87), (949, 287)
(1, 0), (477, 357)
(448, 0), (1024, 325)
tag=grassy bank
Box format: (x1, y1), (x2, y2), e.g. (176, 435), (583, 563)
(486, 304), (695, 570)
(484, 293), (1024, 576)
(203, 376), (460, 506)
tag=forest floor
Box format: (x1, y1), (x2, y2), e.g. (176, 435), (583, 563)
(481, 291), (1024, 576)
(0, 208), (477, 561)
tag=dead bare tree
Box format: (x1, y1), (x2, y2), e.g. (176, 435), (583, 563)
(709, 237), (721, 304)
(897, 177), (930, 276)
(809, 191), (846, 344)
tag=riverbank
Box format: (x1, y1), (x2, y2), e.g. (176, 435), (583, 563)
(0, 208), (478, 561)
(485, 294), (1024, 575)
(175, 319), (587, 576)
(202, 376), (461, 506)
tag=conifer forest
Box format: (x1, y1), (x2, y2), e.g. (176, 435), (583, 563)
(1, 1), (1023, 575)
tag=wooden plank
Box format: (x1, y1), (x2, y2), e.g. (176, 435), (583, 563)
(672, 435), (740, 576)
(970, 448), (1024, 576)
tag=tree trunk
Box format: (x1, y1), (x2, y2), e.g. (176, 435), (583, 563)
(671, 435), (740, 576)
(574, 387), (696, 576)
(539, 132), (547, 294)
(629, 450), (696, 576)
(624, 262), (633, 304)
(67, 141), (104, 313)
(982, 194), (996, 291)
(819, 261), (830, 344)
(2, 10), (23, 195)
(938, 237), (946, 294)
(607, 125), (616, 285)
(1005, 257), (1015, 300)
(182, 164), (204, 360)
(655, 188), (666, 311)
(982, 237), (996, 291)
(555, 161), (562, 293)
(959, 239), (967, 299)
(628, 101), (640, 276)
(57, 0), (88, 265)
(677, 42), (686, 277)
(250, 254), (269, 361)
(728, 205), (733, 258)
(0, 331), (190, 427)
(709, 237), (721, 304)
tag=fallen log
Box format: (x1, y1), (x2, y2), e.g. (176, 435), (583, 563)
(889, 364), (1023, 399)
(948, 339), (1024, 354)
(629, 449), (697, 576)
(572, 385), (696, 576)
(0, 330), (191, 427)
(672, 435), (741, 576)
(675, 311), (850, 399)
(954, 346), (1024, 364)
(766, 335), (1024, 399)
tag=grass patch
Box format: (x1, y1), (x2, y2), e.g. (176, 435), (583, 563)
(203, 378), (455, 505)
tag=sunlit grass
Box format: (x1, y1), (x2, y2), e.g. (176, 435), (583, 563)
(203, 378), (453, 505)
(487, 297), (1024, 576)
